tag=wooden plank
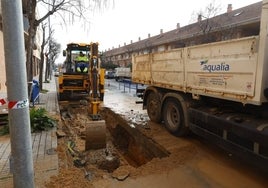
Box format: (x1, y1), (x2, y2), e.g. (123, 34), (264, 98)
(37, 131), (47, 160)
(0, 142), (10, 174)
(32, 133), (40, 162)
(45, 131), (52, 157)
(51, 130), (58, 149)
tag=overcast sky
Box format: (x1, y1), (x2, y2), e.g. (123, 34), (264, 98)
(49, 0), (260, 64)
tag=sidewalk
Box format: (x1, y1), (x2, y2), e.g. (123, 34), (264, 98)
(0, 75), (59, 187)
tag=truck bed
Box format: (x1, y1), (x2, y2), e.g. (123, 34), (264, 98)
(132, 36), (268, 105)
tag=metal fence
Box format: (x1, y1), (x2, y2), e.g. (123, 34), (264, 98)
(118, 79), (146, 95)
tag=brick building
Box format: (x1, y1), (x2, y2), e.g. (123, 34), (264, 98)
(102, 1), (262, 68)
(0, 1), (42, 96)
(0, 6), (6, 95)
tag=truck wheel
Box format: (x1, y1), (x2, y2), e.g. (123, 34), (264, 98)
(147, 92), (162, 123)
(163, 98), (189, 136)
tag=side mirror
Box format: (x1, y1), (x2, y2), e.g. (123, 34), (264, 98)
(63, 50), (66, 57)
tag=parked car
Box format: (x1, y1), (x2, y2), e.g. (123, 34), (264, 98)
(105, 70), (115, 79)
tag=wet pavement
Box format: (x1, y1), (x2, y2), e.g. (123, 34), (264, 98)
(99, 79), (268, 188)
(103, 79), (153, 132)
(1, 77), (266, 188)
(104, 79), (147, 117)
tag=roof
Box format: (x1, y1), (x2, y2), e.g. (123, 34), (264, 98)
(104, 1), (262, 56)
(66, 43), (91, 51)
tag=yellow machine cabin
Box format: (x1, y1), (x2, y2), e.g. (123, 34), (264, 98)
(58, 42), (105, 103)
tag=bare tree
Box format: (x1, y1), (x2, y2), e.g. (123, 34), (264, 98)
(39, 23), (60, 90)
(45, 37), (61, 81)
(189, 0), (222, 43)
(39, 23), (48, 91)
(24, 0), (110, 93)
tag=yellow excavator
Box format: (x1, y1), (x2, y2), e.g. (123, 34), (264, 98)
(58, 42), (106, 150)
(58, 42), (105, 118)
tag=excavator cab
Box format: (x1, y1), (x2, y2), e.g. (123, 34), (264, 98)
(63, 46), (90, 73)
(58, 42), (105, 103)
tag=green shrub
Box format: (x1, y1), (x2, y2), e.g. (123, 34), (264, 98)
(0, 125), (9, 135)
(0, 114), (8, 135)
(30, 107), (56, 132)
(0, 108), (56, 135)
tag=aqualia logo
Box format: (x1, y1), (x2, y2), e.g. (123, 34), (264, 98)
(200, 60), (230, 72)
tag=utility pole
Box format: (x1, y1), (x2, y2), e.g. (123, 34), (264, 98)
(1, 0), (35, 187)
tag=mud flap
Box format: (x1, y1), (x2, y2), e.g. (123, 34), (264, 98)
(85, 120), (106, 150)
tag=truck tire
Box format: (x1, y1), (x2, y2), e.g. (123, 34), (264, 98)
(163, 98), (189, 136)
(147, 92), (162, 123)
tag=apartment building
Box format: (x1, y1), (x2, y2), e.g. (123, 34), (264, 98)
(0, 1), (42, 97)
(102, 2), (262, 68)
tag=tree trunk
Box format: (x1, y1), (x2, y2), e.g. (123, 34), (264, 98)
(26, 0), (37, 95)
(38, 25), (46, 90)
(39, 51), (44, 91)
(45, 58), (49, 82)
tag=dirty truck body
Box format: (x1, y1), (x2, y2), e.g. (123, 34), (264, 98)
(132, 1), (268, 169)
(58, 43), (105, 101)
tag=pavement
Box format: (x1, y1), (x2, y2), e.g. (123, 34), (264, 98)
(0, 75), (60, 188)
(0, 76), (144, 188)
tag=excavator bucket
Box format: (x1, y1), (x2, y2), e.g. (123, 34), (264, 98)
(85, 120), (106, 150)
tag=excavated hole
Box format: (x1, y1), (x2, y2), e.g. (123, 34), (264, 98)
(59, 102), (170, 172)
(102, 108), (170, 167)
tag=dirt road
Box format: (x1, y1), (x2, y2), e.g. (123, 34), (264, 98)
(47, 79), (268, 188)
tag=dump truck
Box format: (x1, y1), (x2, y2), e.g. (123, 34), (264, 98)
(132, 1), (268, 170)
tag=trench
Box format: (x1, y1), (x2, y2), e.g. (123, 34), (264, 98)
(102, 108), (170, 167)
(59, 102), (170, 171)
